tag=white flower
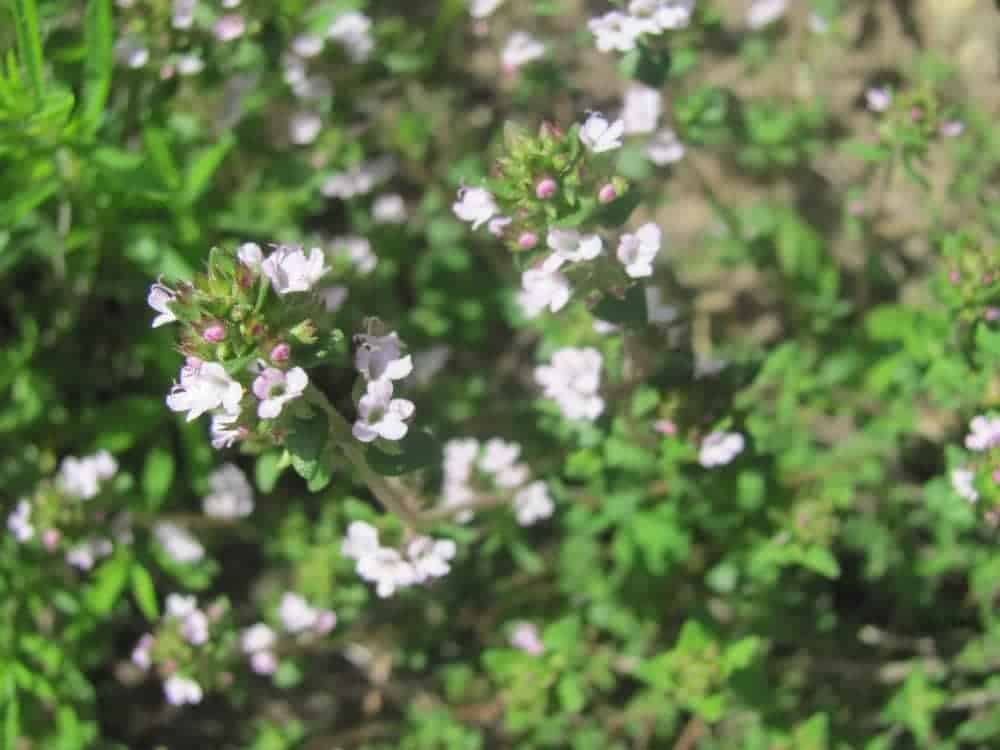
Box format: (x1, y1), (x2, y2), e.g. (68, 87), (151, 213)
(65, 538), (113, 570)
(166, 593), (198, 619)
(250, 651), (277, 674)
(148, 282), (178, 328)
(176, 54), (204, 76)
(865, 86), (892, 114)
(588, 12), (641, 53)
(747, 0), (787, 29)
(115, 36), (149, 68)
(329, 235), (377, 275)
(7, 500), (34, 542)
(289, 112), (322, 145)
(646, 128), (685, 165)
(261, 245), (329, 295)
(167, 361), (244, 422)
(327, 11), (374, 62)
(965, 415), (1000, 452)
(694, 355), (728, 379)
(488, 215), (513, 236)
(622, 85), (662, 135)
(579, 113), (625, 153)
(407, 536), (457, 581)
(513, 481), (555, 526)
(470, 0), (504, 18)
(321, 157), (396, 198)
(131, 634), (154, 669)
(164, 675), (203, 706)
(210, 412), (243, 449)
(341, 521), (382, 561)
(535, 347), (605, 421)
(453, 187), (498, 229)
(412, 345), (452, 386)
(699, 431), (745, 468)
(320, 285), (349, 312)
(631, 0), (695, 31)
(502, 31), (546, 71)
(510, 622), (544, 654)
(278, 592), (318, 633)
(154, 523), (204, 564)
(951, 468), (979, 503)
(171, 0), (196, 29)
(354, 332), (413, 383)
(57, 451), (118, 500)
(373, 193), (407, 224)
(214, 14), (246, 42)
(359, 547), (419, 597)
(352, 380), (415, 442)
(242, 623), (276, 654)
(252, 367), (308, 419)
(543, 229), (603, 271)
(616, 222), (662, 278)
(292, 33), (324, 58)
(203, 463), (254, 519)
(479, 438), (521, 475)
(517, 268), (572, 318)
(179, 609), (209, 646)
(237, 242), (263, 270)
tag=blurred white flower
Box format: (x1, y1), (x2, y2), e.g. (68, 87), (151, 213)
(965, 415), (1000, 451)
(292, 33), (324, 58)
(214, 14), (246, 42)
(535, 347), (605, 421)
(352, 380), (415, 442)
(321, 157), (395, 198)
(646, 128), (686, 165)
(154, 522), (204, 564)
(252, 366), (308, 419)
(645, 286), (678, 325)
(453, 187), (498, 229)
(373, 194), (407, 224)
(148, 281), (178, 328)
(164, 675), (203, 706)
(237, 242), (263, 270)
(341, 521), (382, 562)
(210, 412), (244, 449)
(277, 593), (334, 634)
(513, 481), (555, 525)
(7, 500), (34, 542)
(289, 112), (322, 145)
(509, 621), (544, 654)
(407, 536), (457, 581)
(517, 268), (572, 318)
(543, 229), (603, 271)
(319, 285), (349, 312)
(171, 0), (196, 29)
(176, 54), (205, 76)
(131, 634), (154, 669)
(203, 463), (254, 519)
(65, 537), (113, 570)
(589, 12), (642, 53)
(470, 0), (505, 18)
(951, 468), (979, 503)
(328, 11), (374, 62)
(580, 113), (625, 153)
(502, 31), (546, 71)
(261, 246), (329, 294)
(330, 235), (377, 275)
(747, 0), (787, 29)
(412, 345), (452, 386)
(699, 431), (745, 468)
(616, 222), (662, 278)
(57, 451), (118, 500)
(865, 86), (892, 114)
(115, 37), (149, 68)
(622, 85), (661, 135)
(167, 361), (244, 422)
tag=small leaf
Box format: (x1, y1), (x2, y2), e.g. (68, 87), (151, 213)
(12, 0), (45, 99)
(557, 674), (586, 713)
(596, 189), (642, 228)
(255, 452), (286, 493)
(80, 0), (112, 134)
(142, 446), (174, 508)
(366, 429), (440, 476)
(130, 565), (159, 620)
(86, 551), (132, 615)
(801, 546), (840, 579)
(183, 135), (235, 204)
(286, 413), (333, 491)
(593, 284), (648, 327)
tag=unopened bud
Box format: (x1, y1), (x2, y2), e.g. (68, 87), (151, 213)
(270, 343), (291, 362)
(598, 183), (617, 204)
(535, 177), (557, 200)
(203, 324), (226, 343)
(518, 232), (538, 250)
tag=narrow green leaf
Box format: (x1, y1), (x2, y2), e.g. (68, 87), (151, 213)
(80, 0), (113, 134)
(142, 446), (175, 508)
(130, 565), (159, 620)
(143, 127), (182, 191)
(593, 284), (648, 327)
(183, 135), (235, 204)
(12, 0), (45, 99)
(85, 550), (132, 615)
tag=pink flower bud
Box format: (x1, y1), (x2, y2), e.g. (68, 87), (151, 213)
(598, 184), (618, 204)
(517, 232), (538, 250)
(984, 274), (994, 285)
(654, 419), (677, 436)
(986, 307), (1000, 322)
(270, 343), (291, 362)
(535, 178), (557, 200)
(910, 107), (923, 122)
(203, 324), (226, 343)
(43, 529), (61, 551)
(948, 270), (960, 284)
(992, 468), (1000, 485)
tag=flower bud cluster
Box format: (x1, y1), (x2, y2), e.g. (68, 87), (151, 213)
(131, 594), (234, 707)
(340, 521), (456, 598)
(866, 84), (964, 161)
(439, 438), (555, 525)
(150, 242), (347, 450)
(939, 235), (1000, 324)
(6, 451), (130, 570)
(950, 415), (1000, 508)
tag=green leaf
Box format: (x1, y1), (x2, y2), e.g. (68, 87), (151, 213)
(593, 284), (648, 327)
(255, 451), (286, 493)
(80, 0), (112, 134)
(143, 127), (182, 191)
(183, 135), (235, 205)
(85, 550), (132, 615)
(130, 565), (159, 620)
(366, 429), (440, 476)
(142, 446), (175, 508)
(4, 676), (19, 750)
(12, 0), (45, 99)
(557, 674), (586, 713)
(801, 546), (840, 579)
(596, 189), (642, 228)
(286, 413), (333, 491)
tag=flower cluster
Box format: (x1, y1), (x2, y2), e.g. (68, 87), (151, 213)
(151, 242), (346, 450)
(154, 522), (205, 565)
(589, 1), (695, 54)
(132, 595), (233, 707)
(698, 431), (746, 468)
(341, 521), (457, 598)
(949, 415), (1000, 508)
(240, 593), (335, 677)
(7, 451), (129, 571)
(535, 347), (605, 422)
(621, 84), (686, 167)
(440, 438), (555, 525)
(203, 463), (255, 520)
